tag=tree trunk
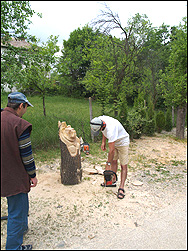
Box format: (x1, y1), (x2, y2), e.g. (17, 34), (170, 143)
(43, 95), (46, 116)
(58, 121), (82, 185)
(59, 140), (82, 185)
(176, 104), (187, 139)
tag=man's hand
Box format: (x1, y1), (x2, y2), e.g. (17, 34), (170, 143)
(101, 134), (107, 151)
(101, 142), (106, 151)
(30, 176), (38, 187)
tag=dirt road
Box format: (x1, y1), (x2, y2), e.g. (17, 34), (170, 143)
(1, 130), (187, 250)
(62, 196), (186, 250)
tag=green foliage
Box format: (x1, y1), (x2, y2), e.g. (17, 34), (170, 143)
(1, 3), (186, 139)
(125, 107), (145, 141)
(118, 99), (128, 125)
(156, 110), (165, 133)
(165, 107), (173, 132)
(83, 11), (154, 116)
(143, 96), (156, 136)
(120, 91), (154, 140)
(1, 45), (24, 89)
(1, 1), (42, 93)
(1, 1), (41, 42)
(159, 17), (187, 109)
(18, 36), (59, 116)
(82, 34), (117, 113)
(158, 17), (187, 138)
(56, 25), (99, 97)
(133, 90), (147, 118)
(147, 95), (155, 119)
(1, 94), (103, 151)
(144, 118), (156, 136)
(139, 24), (171, 108)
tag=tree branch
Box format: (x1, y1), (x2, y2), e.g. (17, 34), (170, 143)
(90, 2), (128, 38)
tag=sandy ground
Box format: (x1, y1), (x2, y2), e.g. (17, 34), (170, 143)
(1, 129), (187, 250)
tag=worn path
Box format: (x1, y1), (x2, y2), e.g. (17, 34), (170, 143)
(64, 196), (187, 250)
(1, 131), (187, 250)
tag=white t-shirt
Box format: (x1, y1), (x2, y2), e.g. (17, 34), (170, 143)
(98, 115), (130, 147)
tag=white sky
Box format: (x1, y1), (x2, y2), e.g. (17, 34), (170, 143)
(28, 1), (187, 51)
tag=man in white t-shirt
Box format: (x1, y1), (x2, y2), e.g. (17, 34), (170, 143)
(90, 115), (130, 199)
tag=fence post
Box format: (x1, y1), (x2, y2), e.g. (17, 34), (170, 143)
(89, 97), (94, 142)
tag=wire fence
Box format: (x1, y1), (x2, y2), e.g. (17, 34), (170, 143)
(30, 114), (97, 151)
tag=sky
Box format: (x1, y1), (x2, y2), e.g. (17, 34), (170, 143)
(27, 1), (187, 53)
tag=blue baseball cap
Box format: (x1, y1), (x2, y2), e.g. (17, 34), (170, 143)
(8, 92), (33, 107)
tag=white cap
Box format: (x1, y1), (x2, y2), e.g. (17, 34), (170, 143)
(90, 117), (102, 136)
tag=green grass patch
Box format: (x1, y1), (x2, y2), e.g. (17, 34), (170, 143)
(33, 147), (61, 162)
(170, 160), (186, 166)
(1, 94), (104, 151)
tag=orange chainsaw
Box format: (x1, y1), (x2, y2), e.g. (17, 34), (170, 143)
(80, 136), (90, 155)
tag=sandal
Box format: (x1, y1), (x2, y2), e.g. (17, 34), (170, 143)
(117, 188), (125, 199)
(101, 181), (117, 187)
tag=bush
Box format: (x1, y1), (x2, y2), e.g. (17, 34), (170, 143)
(143, 96), (155, 136)
(165, 107), (173, 132)
(118, 99), (128, 125)
(133, 91), (147, 119)
(156, 110), (165, 133)
(144, 118), (156, 136)
(125, 108), (145, 141)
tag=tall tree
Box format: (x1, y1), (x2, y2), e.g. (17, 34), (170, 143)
(1, 0), (42, 92)
(159, 17), (187, 139)
(56, 25), (99, 97)
(1, 1), (41, 43)
(20, 36), (60, 116)
(82, 34), (118, 113)
(138, 24), (171, 109)
(84, 3), (152, 116)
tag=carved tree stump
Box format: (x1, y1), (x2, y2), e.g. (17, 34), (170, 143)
(58, 121), (82, 185)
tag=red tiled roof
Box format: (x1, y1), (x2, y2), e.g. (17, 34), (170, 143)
(1, 37), (31, 48)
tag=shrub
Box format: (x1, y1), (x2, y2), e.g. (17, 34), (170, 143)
(125, 108), (145, 141)
(118, 99), (128, 125)
(165, 107), (173, 132)
(143, 96), (155, 136)
(156, 110), (165, 133)
(133, 91), (146, 119)
(144, 118), (156, 136)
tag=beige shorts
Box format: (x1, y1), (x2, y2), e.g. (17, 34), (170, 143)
(113, 145), (129, 165)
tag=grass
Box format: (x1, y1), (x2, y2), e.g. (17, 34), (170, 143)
(1, 93), (186, 163)
(1, 94), (106, 154)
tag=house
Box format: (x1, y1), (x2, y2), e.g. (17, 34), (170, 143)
(1, 37), (31, 53)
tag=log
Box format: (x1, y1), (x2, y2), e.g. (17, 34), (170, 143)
(58, 121), (82, 185)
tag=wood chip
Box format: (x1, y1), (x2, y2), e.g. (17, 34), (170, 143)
(92, 180), (97, 185)
(132, 180), (143, 186)
(94, 165), (104, 175)
(83, 168), (98, 175)
(88, 234), (95, 239)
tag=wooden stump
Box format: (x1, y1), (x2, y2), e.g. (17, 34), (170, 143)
(58, 121), (82, 185)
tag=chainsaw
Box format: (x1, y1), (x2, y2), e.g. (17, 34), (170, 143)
(80, 136), (90, 155)
(103, 170), (118, 187)
(82, 142), (90, 155)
